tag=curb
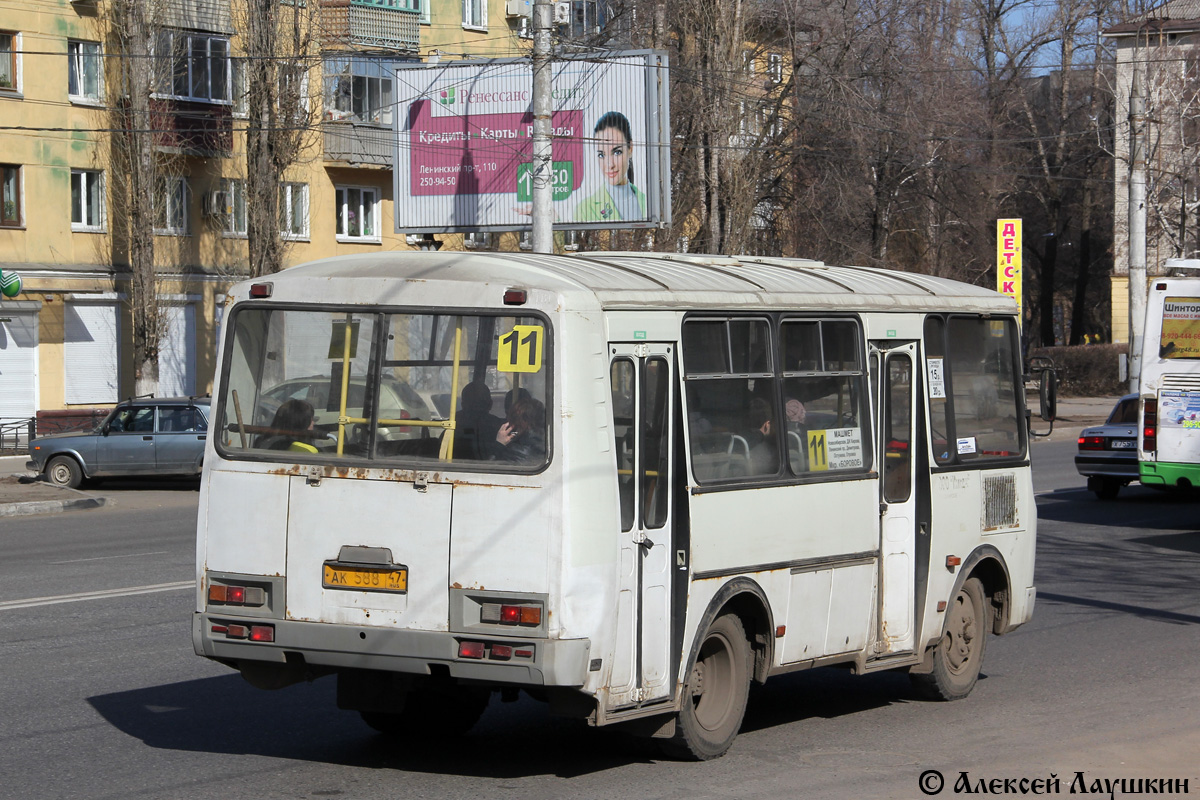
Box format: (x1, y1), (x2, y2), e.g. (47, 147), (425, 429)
(0, 496), (108, 518)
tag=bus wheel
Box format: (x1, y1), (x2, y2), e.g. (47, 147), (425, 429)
(911, 577), (988, 701)
(662, 613), (752, 761)
(360, 684), (490, 739)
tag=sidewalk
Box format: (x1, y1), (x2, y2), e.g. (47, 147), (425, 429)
(0, 457), (107, 518)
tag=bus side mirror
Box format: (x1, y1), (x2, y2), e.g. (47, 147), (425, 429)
(1039, 368), (1058, 422)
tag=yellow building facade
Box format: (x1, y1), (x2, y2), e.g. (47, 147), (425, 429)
(0, 0), (545, 425)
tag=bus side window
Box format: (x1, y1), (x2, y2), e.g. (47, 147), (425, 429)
(610, 359), (635, 531)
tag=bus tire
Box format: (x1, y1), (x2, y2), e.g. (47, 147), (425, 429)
(911, 577), (988, 701)
(661, 613), (752, 761)
(45, 455), (83, 489)
(360, 684), (490, 739)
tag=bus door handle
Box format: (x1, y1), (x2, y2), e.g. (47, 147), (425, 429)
(635, 532), (654, 552)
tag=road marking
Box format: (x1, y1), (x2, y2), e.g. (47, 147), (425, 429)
(0, 581), (192, 611)
(49, 551), (170, 565)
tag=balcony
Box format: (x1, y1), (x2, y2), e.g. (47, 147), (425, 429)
(323, 121), (394, 166)
(151, 99), (233, 156)
(319, 0), (421, 53)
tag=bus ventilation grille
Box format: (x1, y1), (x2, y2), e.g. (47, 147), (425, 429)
(982, 474), (1018, 530)
(1162, 375), (1200, 390)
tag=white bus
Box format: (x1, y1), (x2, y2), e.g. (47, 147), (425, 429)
(1139, 277), (1200, 490)
(194, 252), (1042, 759)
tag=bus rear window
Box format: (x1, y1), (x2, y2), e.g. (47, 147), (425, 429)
(216, 307), (550, 469)
(1160, 297), (1200, 358)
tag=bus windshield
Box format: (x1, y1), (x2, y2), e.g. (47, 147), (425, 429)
(215, 306), (550, 468)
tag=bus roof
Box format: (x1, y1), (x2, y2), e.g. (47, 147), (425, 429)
(267, 251), (1016, 314)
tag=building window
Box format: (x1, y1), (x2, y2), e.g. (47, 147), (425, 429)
(335, 186), (378, 241)
(323, 58), (394, 125)
(0, 32), (18, 93)
(463, 0), (487, 29)
(71, 169), (104, 231)
(68, 40), (102, 102)
(1, 164), (20, 226)
(279, 64), (309, 124)
(231, 58), (248, 117)
(768, 53), (783, 84)
(156, 176), (189, 235)
(157, 31), (230, 103)
(280, 182), (308, 239)
(742, 50), (755, 74)
(219, 179), (247, 236)
(555, 0), (604, 38)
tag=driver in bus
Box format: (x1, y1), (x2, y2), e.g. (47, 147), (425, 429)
(258, 398), (319, 454)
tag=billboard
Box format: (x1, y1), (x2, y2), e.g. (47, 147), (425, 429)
(996, 218), (1022, 319)
(393, 51), (671, 233)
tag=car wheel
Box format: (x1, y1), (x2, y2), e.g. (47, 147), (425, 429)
(1093, 477), (1121, 500)
(45, 455), (83, 489)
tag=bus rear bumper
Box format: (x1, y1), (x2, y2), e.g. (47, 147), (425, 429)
(193, 612), (591, 688)
(1140, 461), (1200, 488)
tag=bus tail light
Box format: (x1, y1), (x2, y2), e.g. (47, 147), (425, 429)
(249, 282), (273, 298)
(1078, 436), (1106, 451)
(249, 625), (275, 643)
(459, 641), (485, 659)
(208, 582), (266, 607)
(1144, 398), (1157, 453)
(503, 288), (527, 305)
(480, 602), (542, 626)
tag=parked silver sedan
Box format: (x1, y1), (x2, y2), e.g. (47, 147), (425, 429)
(27, 397), (210, 488)
(1075, 394), (1139, 500)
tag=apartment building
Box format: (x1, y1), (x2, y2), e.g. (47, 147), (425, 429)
(0, 0), (597, 422)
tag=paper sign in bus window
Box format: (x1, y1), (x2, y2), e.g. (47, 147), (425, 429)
(807, 427), (864, 471)
(957, 437), (977, 455)
(927, 357), (946, 399)
(497, 325), (544, 373)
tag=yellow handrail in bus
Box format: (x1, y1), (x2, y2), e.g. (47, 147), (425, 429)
(336, 314), (353, 456)
(439, 317), (463, 462)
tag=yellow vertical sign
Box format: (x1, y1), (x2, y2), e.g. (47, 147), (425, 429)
(997, 219), (1022, 320)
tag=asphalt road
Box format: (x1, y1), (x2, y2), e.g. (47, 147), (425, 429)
(1, 440), (1197, 800)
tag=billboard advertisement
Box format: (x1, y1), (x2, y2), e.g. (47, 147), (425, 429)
(996, 218), (1022, 320)
(393, 51), (671, 233)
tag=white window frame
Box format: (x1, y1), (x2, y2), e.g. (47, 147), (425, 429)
(1, 163), (21, 227)
(0, 31), (21, 95)
(221, 178), (247, 237)
(156, 31), (232, 104)
(462, 0), (487, 31)
(335, 185), (380, 243)
(323, 58), (395, 125)
(156, 176), (190, 236)
(768, 53), (783, 84)
(71, 169), (105, 232)
(280, 182), (309, 240)
(68, 39), (103, 104)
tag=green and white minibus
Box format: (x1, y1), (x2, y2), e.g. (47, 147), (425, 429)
(195, 252), (1039, 759)
(1139, 277), (1200, 489)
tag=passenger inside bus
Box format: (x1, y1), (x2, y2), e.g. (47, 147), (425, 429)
(493, 396), (546, 462)
(747, 397), (779, 475)
(455, 381), (504, 460)
(256, 398), (319, 453)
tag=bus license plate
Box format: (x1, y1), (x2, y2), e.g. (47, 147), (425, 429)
(322, 564), (408, 593)
(1110, 440), (1135, 449)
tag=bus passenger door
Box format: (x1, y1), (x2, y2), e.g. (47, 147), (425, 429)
(872, 342), (918, 656)
(608, 344), (675, 708)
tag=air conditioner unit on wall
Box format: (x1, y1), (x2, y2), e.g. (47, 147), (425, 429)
(201, 190), (231, 218)
(505, 0), (530, 17)
(553, 1), (570, 25)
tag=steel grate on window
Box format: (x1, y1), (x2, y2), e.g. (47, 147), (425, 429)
(982, 473), (1018, 531)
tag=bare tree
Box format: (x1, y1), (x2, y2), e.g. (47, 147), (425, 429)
(238, 0), (316, 278)
(107, 0), (163, 395)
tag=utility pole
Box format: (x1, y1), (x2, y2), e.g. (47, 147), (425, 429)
(530, 0), (554, 254)
(1129, 55), (1147, 394)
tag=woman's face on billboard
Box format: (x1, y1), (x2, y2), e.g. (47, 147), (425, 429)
(595, 126), (631, 186)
